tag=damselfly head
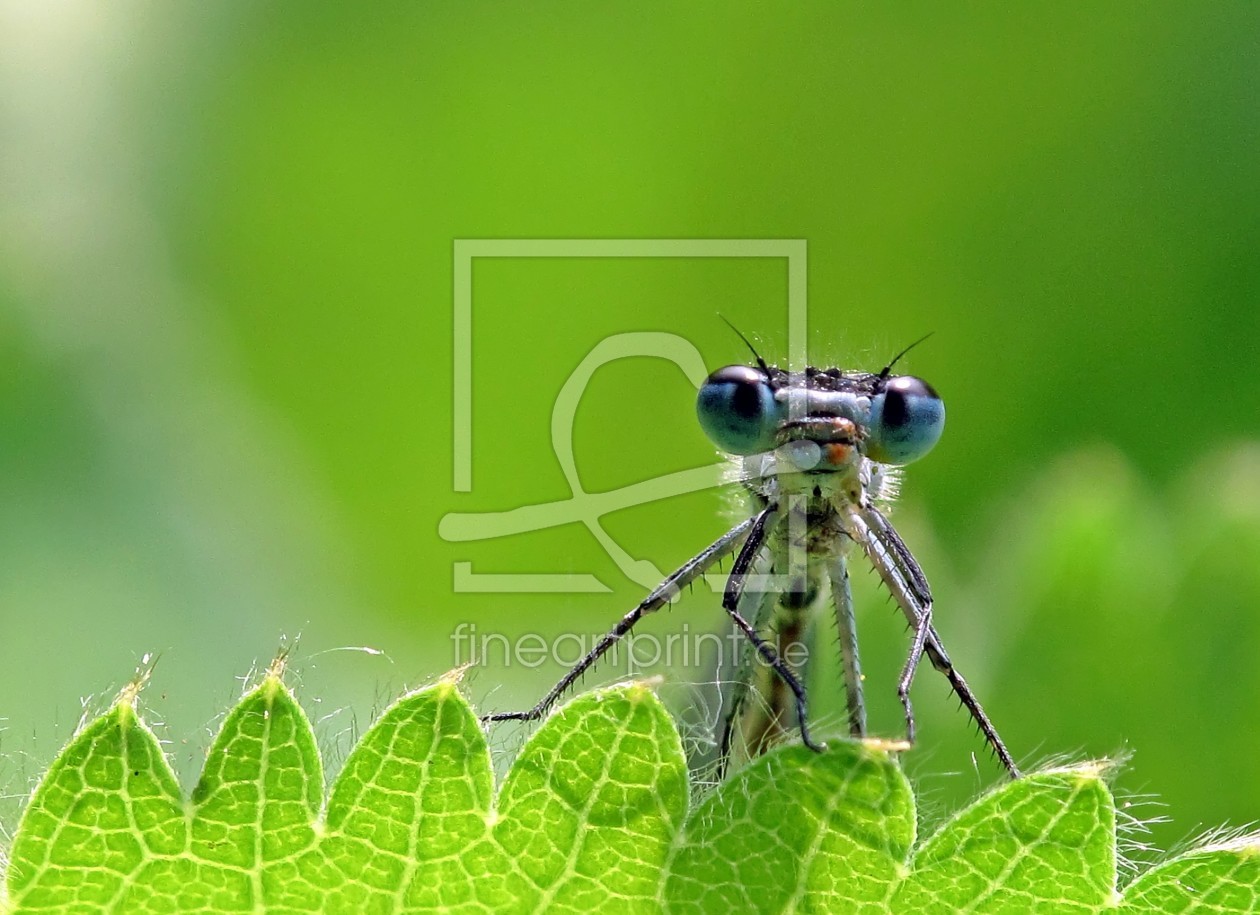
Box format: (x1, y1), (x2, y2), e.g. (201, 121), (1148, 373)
(696, 361), (945, 467)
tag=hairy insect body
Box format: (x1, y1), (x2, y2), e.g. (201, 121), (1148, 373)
(729, 433), (868, 758)
(489, 354), (1020, 780)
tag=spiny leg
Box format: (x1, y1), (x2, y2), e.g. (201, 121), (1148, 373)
(855, 504), (1021, 778)
(862, 505), (938, 740)
(862, 507), (934, 743)
(728, 494), (819, 757)
(716, 550), (775, 773)
(923, 640), (1019, 777)
(716, 635), (751, 767)
(718, 507), (780, 765)
(897, 603), (932, 745)
(774, 494), (819, 746)
(732, 566), (822, 764)
(826, 553), (866, 738)
(482, 516), (753, 726)
(720, 504), (824, 755)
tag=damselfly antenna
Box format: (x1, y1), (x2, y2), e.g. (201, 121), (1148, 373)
(879, 332), (934, 379)
(719, 314), (771, 375)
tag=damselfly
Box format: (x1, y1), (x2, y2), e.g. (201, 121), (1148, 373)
(486, 337), (1020, 778)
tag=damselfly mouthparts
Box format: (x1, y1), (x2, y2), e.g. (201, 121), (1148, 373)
(485, 339), (1020, 779)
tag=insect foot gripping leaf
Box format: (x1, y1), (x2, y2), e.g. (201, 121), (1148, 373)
(3, 673), (1260, 915)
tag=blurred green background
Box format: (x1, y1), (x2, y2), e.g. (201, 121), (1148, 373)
(1, 3), (1257, 858)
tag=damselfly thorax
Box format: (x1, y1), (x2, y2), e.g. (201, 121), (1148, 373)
(487, 349), (1020, 779)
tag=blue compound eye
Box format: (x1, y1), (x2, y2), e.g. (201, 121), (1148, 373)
(696, 365), (783, 455)
(867, 375), (945, 465)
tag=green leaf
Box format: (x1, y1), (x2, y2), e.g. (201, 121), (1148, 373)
(5, 694), (188, 911)
(662, 741), (913, 914)
(893, 764), (1116, 913)
(4, 672), (1260, 914)
(270, 671), (499, 912)
(1119, 838), (1260, 914)
(492, 681), (688, 913)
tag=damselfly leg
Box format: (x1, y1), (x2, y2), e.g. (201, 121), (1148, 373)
(481, 518), (753, 728)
